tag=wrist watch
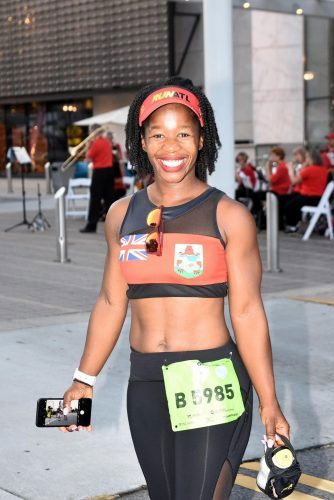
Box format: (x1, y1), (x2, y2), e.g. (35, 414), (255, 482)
(73, 368), (96, 387)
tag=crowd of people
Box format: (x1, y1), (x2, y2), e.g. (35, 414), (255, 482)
(235, 133), (334, 233)
(78, 126), (333, 236)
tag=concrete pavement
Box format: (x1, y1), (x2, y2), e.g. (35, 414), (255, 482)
(0, 177), (333, 499)
(117, 444), (334, 500)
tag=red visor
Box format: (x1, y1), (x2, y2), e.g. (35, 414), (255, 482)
(326, 132), (334, 140)
(139, 86), (204, 127)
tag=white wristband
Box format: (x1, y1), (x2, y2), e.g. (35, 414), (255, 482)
(73, 368), (96, 387)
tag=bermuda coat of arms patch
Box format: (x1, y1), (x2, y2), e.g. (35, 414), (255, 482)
(174, 244), (203, 279)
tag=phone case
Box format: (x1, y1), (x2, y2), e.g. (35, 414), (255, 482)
(36, 398), (92, 427)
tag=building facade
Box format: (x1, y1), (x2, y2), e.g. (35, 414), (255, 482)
(172, 1), (334, 161)
(0, 0), (169, 171)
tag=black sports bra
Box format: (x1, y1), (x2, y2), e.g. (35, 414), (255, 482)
(119, 187), (228, 299)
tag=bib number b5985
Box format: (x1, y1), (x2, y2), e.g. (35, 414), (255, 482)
(176, 383), (235, 408)
(162, 358), (245, 432)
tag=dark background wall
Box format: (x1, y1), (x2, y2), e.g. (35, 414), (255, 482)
(0, 0), (170, 99)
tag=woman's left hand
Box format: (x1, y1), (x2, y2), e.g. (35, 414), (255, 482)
(259, 401), (290, 447)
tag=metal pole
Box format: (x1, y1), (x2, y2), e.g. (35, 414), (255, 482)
(6, 162), (13, 193)
(44, 161), (52, 194)
(88, 162), (93, 179)
(266, 192), (281, 272)
(54, 187), (70, 263)
(203, 0), (235, 198)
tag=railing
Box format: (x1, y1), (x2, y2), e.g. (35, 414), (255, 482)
(54, 187), (70, 263)
(6, 162), (13, 193)
(266, 192), (281, 272)
(44, 161), (52, 194)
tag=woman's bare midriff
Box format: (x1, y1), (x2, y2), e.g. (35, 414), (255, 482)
(129, 296), (231, 353)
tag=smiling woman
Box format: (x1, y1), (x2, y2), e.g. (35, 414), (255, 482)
(142, 103), (203, 179)
(61, 76), (291, 500)
(126, 77), (221, 182)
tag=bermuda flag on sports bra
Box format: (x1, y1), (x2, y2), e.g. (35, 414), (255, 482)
(120, 234), (148, 261)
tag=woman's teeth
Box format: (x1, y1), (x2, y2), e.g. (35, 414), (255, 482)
(160, 159), (185, 168)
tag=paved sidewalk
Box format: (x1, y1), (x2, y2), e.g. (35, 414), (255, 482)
(0, 176), (55, 215)
(113, 444), (334, 500)
(1, 177), (333, 499)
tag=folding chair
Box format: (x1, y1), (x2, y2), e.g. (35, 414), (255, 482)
(66, 178), (91, 219)
(301, 181), (334, 241)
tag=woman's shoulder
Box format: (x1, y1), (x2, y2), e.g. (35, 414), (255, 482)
(104, 193), (135, 239)
(216, 193), (256, 244)
(218, 194), (254, 219)
(109, 193), (133, 217)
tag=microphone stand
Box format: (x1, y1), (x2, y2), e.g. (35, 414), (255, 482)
(31, 183), (51, 231)
(5, 162), (33, 232)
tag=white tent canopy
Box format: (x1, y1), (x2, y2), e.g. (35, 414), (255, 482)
(74, 106), (130, 151)
(74, 106), (130, 126)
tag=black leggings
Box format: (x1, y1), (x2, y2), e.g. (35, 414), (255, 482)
(127, 338), (253, 500)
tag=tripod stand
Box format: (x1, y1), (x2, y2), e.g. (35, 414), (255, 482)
(31, 183), (51, 231)
(5, 162), (33, 232)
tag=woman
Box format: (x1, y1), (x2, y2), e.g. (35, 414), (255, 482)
(266, 146), (292, 230)
(287, 147), (310, 195)
(285, 149), (328, 233)
(235, 152), (257, 195)
(266, 147), (291, 196)
(61, 77), (289, 499)
(235, 152), (266, 228)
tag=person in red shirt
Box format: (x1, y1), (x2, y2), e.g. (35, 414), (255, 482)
(266, 146), (291, 230)
(235, 152), (257, 192)
(287, 147), (310, 195)
(284, 149), (328, 233)
(235, 152), (265, 226)
(80, 125), (115, 233)
(106, 131), (126, 204)
(266, 147), (291, 195)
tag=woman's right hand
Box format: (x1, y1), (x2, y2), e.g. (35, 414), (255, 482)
(59, 381), (93, 433)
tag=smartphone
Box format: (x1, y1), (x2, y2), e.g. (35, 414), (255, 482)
(35, 398), (92, 427)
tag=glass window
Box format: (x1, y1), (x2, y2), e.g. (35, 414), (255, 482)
(0, 99), (92, 172)
(305, 17), (334, 145)
(0, 106), (6, 170)
(28, 103), (48, 172)
(45, 100), (91, 164)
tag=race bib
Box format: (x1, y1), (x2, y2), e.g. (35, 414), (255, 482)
(162, 358), (245, 432)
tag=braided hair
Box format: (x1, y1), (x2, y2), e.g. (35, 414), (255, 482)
(125, 77), (221, 182)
